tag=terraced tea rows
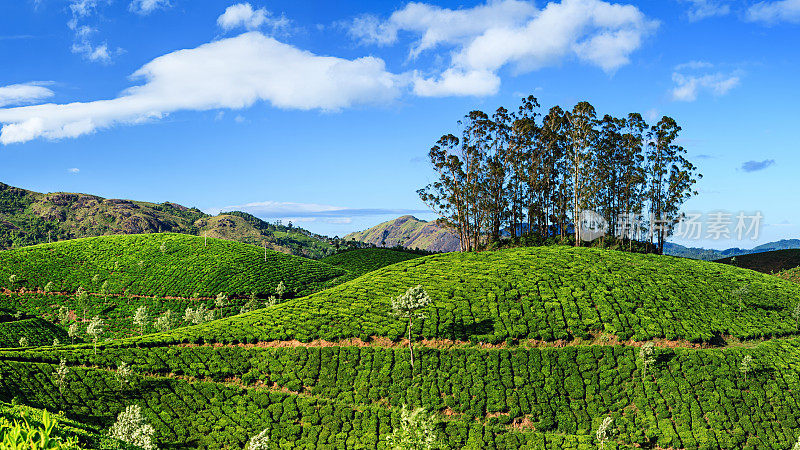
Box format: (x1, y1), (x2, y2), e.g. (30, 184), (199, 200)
(0, 233), (348, 298)
(0, 317), (74, 348)
(126, 247), (800, 347)
(321, 248), (424, 277)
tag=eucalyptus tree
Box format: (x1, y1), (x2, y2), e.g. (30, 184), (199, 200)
(646, 116), (701, 253)
(566, 101), (598, 246)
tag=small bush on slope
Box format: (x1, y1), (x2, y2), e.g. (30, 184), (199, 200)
(128, 246), (800, 346)
(0, 233), (347, 298)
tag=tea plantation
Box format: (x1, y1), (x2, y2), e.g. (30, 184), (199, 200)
(320, 248), (424, 277)
(0, 233), (348, 298)
(127, 246), (800, 346)
(3, 244), (800, 448)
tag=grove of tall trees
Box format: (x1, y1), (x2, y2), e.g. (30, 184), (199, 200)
(418, 96), (701, 254)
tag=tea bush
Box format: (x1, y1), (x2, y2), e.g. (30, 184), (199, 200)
(321, 249), (423, 277)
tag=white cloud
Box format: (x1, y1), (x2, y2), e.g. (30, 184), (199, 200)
(129, 0), (171, 15)
(682, 0), (730, 21)
(351, 0), (657, 96)
(746, 0), (800, 23)
(674, 60), (713, 71)
(0, 32), (401, 144)
(413, 69), (500, 97)
(217, 3), (289, 32)
(0, 83), (55, 108)
(68, 1), (121, 63)
(671, 69), (740, 102)
(67, 167), (80, 174)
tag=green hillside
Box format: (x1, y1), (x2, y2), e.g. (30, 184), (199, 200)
(0, 182), (337, 258)
(321, 248), (424, 276)
(0, 233), (347, 298)
(131, 246), (800, 346)
(715, 249), (800, 274)
(0, 317), (74, 348)
(3, 246), (800, 449)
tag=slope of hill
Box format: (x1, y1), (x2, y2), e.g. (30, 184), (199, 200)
(128, 246), (800, 346)
(0, 182), (336, 258)
(715, 249), (800, 273)
(320, 248), (424, 276)
(344, 215), (460, 253)
(0, 233), (347, 298)
(665, 239), (800, 260)
(3, 246), (800, 448)
(0, 317), (74, 348)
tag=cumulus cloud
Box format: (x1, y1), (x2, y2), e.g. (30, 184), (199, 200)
(67, 168), (80, 174)
(217, 3), (289, 32)
(350, 0), (658, 97)
(0, 32), (401, 144)
(671, 62), (740, 101)
(0, 83), (55, 108)
(741, 159), (775, 172)
(681, 0), (730, 21)
(746, 0), (800, 23)
(129, 0), (171, 15)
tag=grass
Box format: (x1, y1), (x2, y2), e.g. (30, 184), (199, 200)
(125, 246), (800, 347)
(320, 248), (424, 276)
(0, 233), (348, 298)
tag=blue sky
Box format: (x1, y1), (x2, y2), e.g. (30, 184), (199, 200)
(0, 0), (798, 248)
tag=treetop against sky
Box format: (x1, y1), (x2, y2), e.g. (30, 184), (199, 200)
(0, 0), (797, 247)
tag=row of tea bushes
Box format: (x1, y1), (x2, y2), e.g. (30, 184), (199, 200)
(0, 359), (618, 449)
(0, 233), (348, 298)
(9, 338), (800, 448)
(321, 249), (423, 277)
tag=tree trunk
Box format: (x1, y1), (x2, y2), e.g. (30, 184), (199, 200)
(408, 317), (414, 375)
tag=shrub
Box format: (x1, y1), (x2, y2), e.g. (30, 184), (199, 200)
(385, 404), (440, 450)
(108, 405), (156, 450)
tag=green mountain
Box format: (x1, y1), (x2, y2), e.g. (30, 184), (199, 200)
(3, 246), (800, 448)
(0, 182), (336, 258)
(344, 215), (460, 253)
(664, 239), (800, 260)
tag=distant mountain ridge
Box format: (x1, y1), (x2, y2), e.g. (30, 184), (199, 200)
(0, 182), (335, 258)
(344, 215), (461, 253)
(663, 239), (800, 260)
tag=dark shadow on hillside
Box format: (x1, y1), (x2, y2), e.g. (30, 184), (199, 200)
(464, 319), (494, 337)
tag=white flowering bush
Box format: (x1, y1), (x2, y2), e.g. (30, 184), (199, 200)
(87, 316), (104, 354)
(116, 362), (134, 390)
(639, 342), (656, 379)
(246, 428), (270, 450)
(133, 306), (149, 334)
(392, 285), (432, 371)
(108, 405), (157, 450)
(596, 416), (613, 447)
(385, 404), (439, 450)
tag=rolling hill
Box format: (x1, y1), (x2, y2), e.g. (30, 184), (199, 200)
(320, 248), (424, 277)
(0, 233), (347, 298)
(0, 182), (336, 258)
(344, 215), (460, 253)
(4, 245), (800, 448)
(129, 246), (800, 346)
